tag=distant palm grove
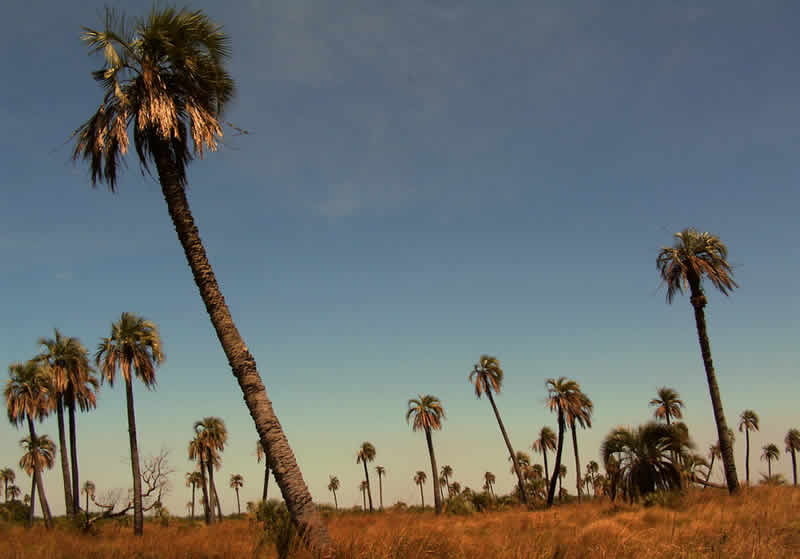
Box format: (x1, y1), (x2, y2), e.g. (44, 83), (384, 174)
(1, 6), (798, 558)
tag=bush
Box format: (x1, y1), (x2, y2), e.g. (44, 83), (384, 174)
(251, 500), (297, 559)
(643, 490), (684, 509)
(0, 501), (30, 523)
(445, 495), (474, 516)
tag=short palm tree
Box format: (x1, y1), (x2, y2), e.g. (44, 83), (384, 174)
(5, 360), (52, 527)
(785, 429), (800, 486)
(484, 471), (496, 499)
(7, 485), (21, 502)
(256, 440), (270, 502)
(81, 480), (95, 524)
(761, 444), (779, 478)
(194, 417), (227, 522)
(449, 481), (461, 496)
(566, 389), (593, 501)
(469, 355), (527, 504)
(657, 228), (739, 494)
(0, 468), (15, 503)
(72, 8), (331, 551)
(356, 442), (376, 513)
(96, 312), (163, 535)
(188, 436), (212, 524)
(738, 410), (760, 485)
(558, 464), (567, 499)
(406, 395), (445, 514)
(359, 480), (368, 510)
(601, 422), (692, 502)
(327, 475), (339, 510)
(19, 434), (55, 529)
(532, 426), (557, 483)
(185, 471), (203, 520)
(544, 377), (581, 506)
(38, 330), (98, 517)
(413, 471), (427, 507)
(230, 474), (244, 515)
(440, 465), (453, 498)
(375, 465), (386, 510)
(649, 387), (684, 426)
(585, 461), (600, 496)
(705, 442), (721, 488)
(438, 476), (447, 502)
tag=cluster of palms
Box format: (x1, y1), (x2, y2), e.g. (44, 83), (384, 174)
(4, 314), (162, 532)
(738, 410), (799, 486)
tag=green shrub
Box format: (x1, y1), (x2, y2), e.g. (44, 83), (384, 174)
(0, 501), (30, 523)
(445, 495), (474, 516)
(642, 490), (684, 509)
(252, 500), (297, 559)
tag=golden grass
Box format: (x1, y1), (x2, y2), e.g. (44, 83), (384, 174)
(2, 487), (798, 559)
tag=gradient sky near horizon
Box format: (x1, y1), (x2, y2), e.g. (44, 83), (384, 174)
(1, 1), (798, 516)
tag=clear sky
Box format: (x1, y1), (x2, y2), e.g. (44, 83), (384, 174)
(1, 1), (798, 516)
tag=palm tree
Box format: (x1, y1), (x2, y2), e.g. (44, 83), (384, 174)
(230, 474), (244, 514)
(657, 228), (740, 494)
(185, 471), (202, 520)
(785, 429), (800, 486)
(7, 485), (21, 502)
(188, 436), (212, 524)
(532, 427), (557, 484)
(649, 387), (684, 426)
(449, 481), (461, 496)
(73, 8), (332, 552)
(5, 360), (52, 528)
(438, 476), (447, 502)
(81, 481), (95, 525)
(0, 468), (15, 502)
(558, 464), (567, 499)
(194, 417), (227, 522)
(95, 312), (163, 535)
(738, 410), (760, 485)
(585, 461), (600, 497)
(356, 442), (375, 513)
(544, 376), (581, 506)
(601, 422), (692, 502)
(484, 471), (496, 499)
(413, 471), (427, 507)
(406, 395), (445, 514)
(440, 465), (453, 498)
(468, 355), (527, 504)
(375, 465), (386, 510)
(761, 444), (779, 478)
(704, 443), (721, 488)
(19, 434), (56, 529)
(256, 440), (270, 502)
(359, 481), (368, 511)
(566, 389), (593, 501)
(327, 476), (339, 511)
(37, 329), (98, 516)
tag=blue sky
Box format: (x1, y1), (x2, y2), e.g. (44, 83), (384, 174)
(1, 1), (798, 515)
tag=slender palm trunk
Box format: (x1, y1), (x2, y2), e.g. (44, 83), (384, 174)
(55, 395), (74, 516)
(332, 490), (337, 511)
(418, 484), (424, 507)
(235, 487), (241, 515)
(124, 377), (144, 535)
(443, 473), (450, 498)
(745, 430), (751, 485)
(424, 427), (442, 514)
(361, 461), (373, 512)
(262, 462), (269, 502)
(704, 454), (716, 489)
(378, 473), (384, 510)
(34, 467), (52, 529)
(559, 473), (563, 498)
(154, 141), (332, 555)
(547, 407), (565, 506)
(543, 449), (549, 486)
(211, 473), (223, 521)
(485, 390), (527, 504)
(191, 482), (196, 520)
(67, 391), (81, 514)
(689, 285), (739, 494)
(85, 490), (90, 526)
(791, 449), (797, 486)
(361, 489), (366, 511)
(767, 457), (772, 478)
(199, 460), (212, 524)
(26, 417), (37, 529)
(570, 420), (582, 501)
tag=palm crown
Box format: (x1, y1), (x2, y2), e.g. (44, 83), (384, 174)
(414, 471), (427, 485)
(406, 395), (445, 432)
(468, 355), (503, 397)
(327, 476), (339, 492)
(356, 442), (376, 464)
(37, 330), (98, 408)
(649, 387), (685, 424)
(95, 313), (164, 387)
(786, 429), (800, 453)
(739, 410), (760, 433)
(230, 474), (244, 489)
(73, 7), (235, 190)
(545, 377), (582, 417)
(761, 444), (780, 463)
(533, 426), (557, 454)
(19, 434), (56, 475)
(194, 416), (228, 467)
(6, 361), (51, 426)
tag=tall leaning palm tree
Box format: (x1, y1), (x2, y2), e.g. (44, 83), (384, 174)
(73, 8), (332, 553)
(738, 410), (759, 485)
(785, 429), (800, 486)
(375, 465), (386, 510)
(194, 417), (227, 522)
(256, 439), (270, 502)
(96, 312), (163, 535)
(37, 330), (98, 516)
(544, 377), (581, 506)
(532, 427), (557, 484)
(230, 474), (244, 515)
(5, 360), (52, 528)
(19, 434), (56, 529)
(649, 387), (685, 426)
(566, 389), (593, 502)
(413, 470), (427, 507)
(406, 395), (445, 514)
(0, 468), (15, 503)
(327, 476), (339, 511)
(657, 228), (739, 494)
(468, 355), (527, 504)
(356, 442), (375, 513)
(761, 444), (779, 478)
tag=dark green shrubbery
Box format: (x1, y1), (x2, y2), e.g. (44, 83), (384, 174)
(251, 500), (297, 559)
(0, 501), (30, 523)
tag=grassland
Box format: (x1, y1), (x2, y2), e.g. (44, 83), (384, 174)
(1, 486), (798, 559)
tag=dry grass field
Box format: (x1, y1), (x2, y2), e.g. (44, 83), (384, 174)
(2, 487), (798, 559)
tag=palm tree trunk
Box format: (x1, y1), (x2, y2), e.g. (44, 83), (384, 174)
(689, 286), (739, 494)
(211, 473), (223, 521)
(547, 407), (565, 506)
(485, 391), (527, 505)
(332, 490), (337, 511)
(55, 395), (74, 516)
(361, 489), (366, 511)
(361, 461), (373, 513)
(35, 468), (52, 529)
(543, 450), (549, 486)
(262, 462), (269, 502)
(378, 473), (384, 510)
(67, 391), (81, 514)
(85, 490), (90, 526)
(570, 420), (582, 502)
(419, 484), (424, 507)
(444, 474), (450, 498)
(767, 458), (772, 478)
(154, 141), (333, 556)
(199, 459), (212, 524)
(559, 473), (563, 499)
(26, 417), (37, 529)
(791, 449), (797, 486)
(191, 482), (196, 520)
(124, 377), (144, 535)
(745, 430), (750, 485)
(704, 454), (715, 489)
(235, 487), (241, 515)
(424, 427), (442, 514)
